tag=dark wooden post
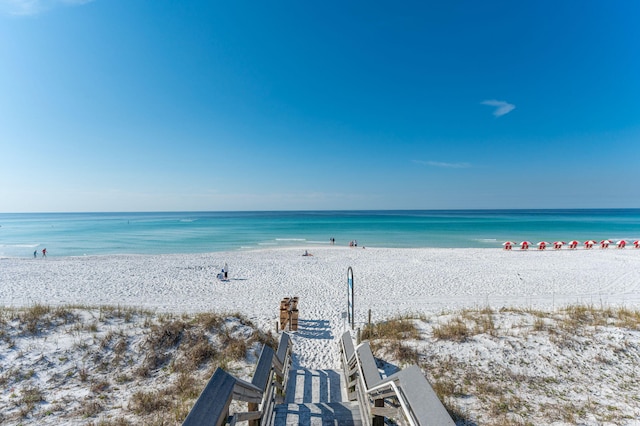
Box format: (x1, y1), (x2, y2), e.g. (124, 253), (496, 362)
(248, 402), (259, 426)
(373, 399), (385, 426)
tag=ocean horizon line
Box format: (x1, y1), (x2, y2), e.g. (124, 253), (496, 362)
(3, 207), (640, 215)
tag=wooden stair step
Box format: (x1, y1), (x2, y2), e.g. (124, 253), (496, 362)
(273, 402), (363, 426)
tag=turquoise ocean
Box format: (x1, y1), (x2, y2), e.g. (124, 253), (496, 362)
(1, 210), (640, 258)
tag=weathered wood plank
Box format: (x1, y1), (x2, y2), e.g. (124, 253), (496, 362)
(370, 406), (401, 418)
(355, 342), (381, 389)
(341, 331), (355, 361)
(233, 410), (263, 422)
(232, 377), (263, 403)
(252, 345), (275, 392)
(276, 333), (292, 365)
(397, 365), (455, 426)
(182, 368), (235, 426)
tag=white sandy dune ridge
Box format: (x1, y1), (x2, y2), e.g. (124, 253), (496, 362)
(2, 246), (640, 370)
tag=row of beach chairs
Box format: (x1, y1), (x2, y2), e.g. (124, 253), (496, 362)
(504, 239), (640, 250)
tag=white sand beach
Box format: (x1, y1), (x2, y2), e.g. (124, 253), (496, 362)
(3, 246), (640, 370)
(3, 247), (640, 425)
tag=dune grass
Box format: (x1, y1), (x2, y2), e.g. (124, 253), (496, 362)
(0, 304), (276, 425)
(363, 305), (640, 426)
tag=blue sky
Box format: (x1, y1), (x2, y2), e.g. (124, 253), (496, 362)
(1, 1), (639, 212)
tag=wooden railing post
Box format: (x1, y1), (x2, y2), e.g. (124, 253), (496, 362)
(247, 402), (258, 426)
(373, 399), (385, 426)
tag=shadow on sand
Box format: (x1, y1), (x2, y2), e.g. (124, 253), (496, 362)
(285, 368), (344, 404)
(295, 319), (333, 340)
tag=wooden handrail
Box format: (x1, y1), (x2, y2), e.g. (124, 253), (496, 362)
(252, 345), (275, 391)
(339, 331), (454, 426)
(183, 333), (293, 426)
(182, 368), (236, 426)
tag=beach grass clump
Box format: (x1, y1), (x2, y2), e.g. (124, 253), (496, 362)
(98, 305), (151, 323)
(171, 328), (218, 373)
(0, 304), (81, 336)
(79, 398), (104, 418)
(20, 304), (52, 334)
(19, 385), (44, 417)
(361, 316), (422, 365)
(361, 316), (421, 341)
(147, 318), (187, 351)
(471, 309), (497, 336)
(552, 304), (640, 331)
(93, 419), (132, 426)
(52, 305), (80, 324)
(432, 317), (471, 342)
(432, 308), (501, 342)
(172, 372), (198, 398)
(130, 390), (167, 415)
(609, 306), (640, 330)
(194, 311), (226, 330)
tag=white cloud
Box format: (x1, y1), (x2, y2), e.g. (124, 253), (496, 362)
(414, 160), (471, 169)
(0, 0), (94, 16)
(481, 99), (515, 117)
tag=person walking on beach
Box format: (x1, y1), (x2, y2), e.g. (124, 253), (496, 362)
(33, 250), (37, 258)
(216, 265), (229, 280)
(42, 248), (47, 258)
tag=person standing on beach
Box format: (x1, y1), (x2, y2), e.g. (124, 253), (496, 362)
(33, 250), (37, 258)
(42, 248), (47, 258)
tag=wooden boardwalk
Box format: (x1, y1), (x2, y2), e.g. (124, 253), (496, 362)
(273, 368), (362, 425)
(182, 311), (454, 425)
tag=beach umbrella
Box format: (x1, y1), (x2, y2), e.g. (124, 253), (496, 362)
(584, 240), (596, 249)
(634, 240), (640, 248)
(520, 241), (531, 249)
(502, 241), (515, 250)
(568, 240), (580, 249)
(600, 239), (612, 248)
(617, 240), (626, 248)
(553, 241), (565, 249)
(537, 241), (548, 250)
